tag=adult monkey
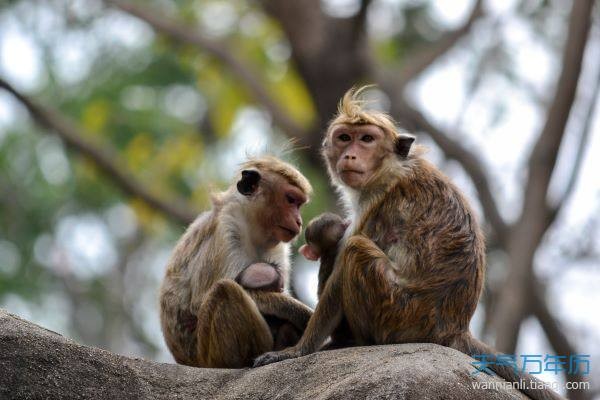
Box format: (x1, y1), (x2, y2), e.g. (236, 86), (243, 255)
(254, 88), (563, 400)
(160, 156), (313, 368)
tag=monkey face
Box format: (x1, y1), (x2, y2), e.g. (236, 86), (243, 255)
(327, 123), (387, 189)
(238, 169), (307, 244)
(300, 213), (347, 260)
(271, 182), (307, 243)
(305, 213), (347, 250)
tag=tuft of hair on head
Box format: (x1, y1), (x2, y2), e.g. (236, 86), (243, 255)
(327, 85), (400, 141)
(243, 138), (307, 162)
(277, 138), (310, 159)
(239, 155), (312, 196)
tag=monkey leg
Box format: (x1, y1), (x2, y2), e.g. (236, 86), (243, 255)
(247, 290), (313, 331)
(312, 253), (354, 349)
(342, 234), (462, 345)
(321, 317), (355, 350)
(315, 259), (354, 349)
(253, 263), (345, 367)
(340, 235), (402, 345)
(264, 315), (303, 350)
(196, 279), (273, 368)
(317, 259), (335, 297)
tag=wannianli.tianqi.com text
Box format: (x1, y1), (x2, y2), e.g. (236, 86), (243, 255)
(471, 380), (591, 391)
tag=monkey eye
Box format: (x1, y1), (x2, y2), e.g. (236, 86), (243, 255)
(361, 134), (374, 143)
(337, 133), (351, 142)
(285, 194), (296, 204)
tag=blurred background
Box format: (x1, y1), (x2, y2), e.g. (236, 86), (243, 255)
(0, 0), (598, 397)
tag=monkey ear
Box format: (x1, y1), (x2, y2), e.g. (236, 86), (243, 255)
(299, 244), (320, 261)
(395, 135), (415, 159)
(237, 170), (261, 196)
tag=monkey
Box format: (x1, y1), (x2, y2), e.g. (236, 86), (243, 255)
(235, 261), (284, 293)
(160, 156), (314, 368)
(299, 213), (348, 297)
(299, 213), (354, 349)
(254, 88), (563, 400)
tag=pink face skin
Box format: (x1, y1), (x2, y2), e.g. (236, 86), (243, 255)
(329, 124), (386, 189)
(271, 184), (307, 243)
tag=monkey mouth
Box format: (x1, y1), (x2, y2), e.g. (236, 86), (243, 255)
(278, 225), (299, 237)
(341, 169), (364, 174)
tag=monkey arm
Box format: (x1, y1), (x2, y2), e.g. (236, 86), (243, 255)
(253, 266), (345, 367)
(248, 291), (313, 331)
(316, 253), (335, 297)
(344, 234), (407, 286)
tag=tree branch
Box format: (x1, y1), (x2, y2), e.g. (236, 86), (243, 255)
(386, 94), (509, 243)
(491, 0), (594, 353)
(104, 0), (308, 140)
(531, 283), (590, 400)
(393, 0), (484, 89)
(523, 1), (594, 220)
(259, 0), (325, 63)
(0, 77), (197, 226)
(351, 0), (373, 38)
(548, 39), (600, 224)
(375, 2), (504, 242)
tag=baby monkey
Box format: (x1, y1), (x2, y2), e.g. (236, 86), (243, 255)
(300, 213), (354, 348)
(299, 213), (347, 297)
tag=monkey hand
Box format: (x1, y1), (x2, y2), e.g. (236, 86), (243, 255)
(252, 347), (301, 367)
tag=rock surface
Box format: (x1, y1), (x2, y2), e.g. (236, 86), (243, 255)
(0, 309), (527, 399)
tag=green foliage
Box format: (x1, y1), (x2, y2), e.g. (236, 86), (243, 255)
(0, 0), (330, 356)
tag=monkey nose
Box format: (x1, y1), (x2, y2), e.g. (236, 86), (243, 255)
(344, 155), (357, 160)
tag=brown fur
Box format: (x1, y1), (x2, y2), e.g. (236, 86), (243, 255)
(303, 213), (346, 297)
(254, 88), (563, 400)
(160, 156), (313, 368)
(303, 213), (354, 349)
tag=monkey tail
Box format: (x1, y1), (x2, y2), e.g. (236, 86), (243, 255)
(452, 333), (564, 400)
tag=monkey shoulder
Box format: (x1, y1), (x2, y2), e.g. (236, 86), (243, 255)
(394, 165), (484, 257)
(166, 212), (216, 271)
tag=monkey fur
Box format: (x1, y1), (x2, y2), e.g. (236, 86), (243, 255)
(160, 156), (313, 368)
(254, 88), (563, 400)
(300, 212), (347, 297)
(300, 213), (354, 349)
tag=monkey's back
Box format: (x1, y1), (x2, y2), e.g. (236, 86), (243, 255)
(406, 160), (484, 278)
(359, 158), (485, 343)
(159, 210), (225, 365)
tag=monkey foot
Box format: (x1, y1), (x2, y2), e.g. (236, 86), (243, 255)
(253, 349), (298, 367)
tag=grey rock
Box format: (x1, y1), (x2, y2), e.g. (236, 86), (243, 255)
(0, 309), (527, 399)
